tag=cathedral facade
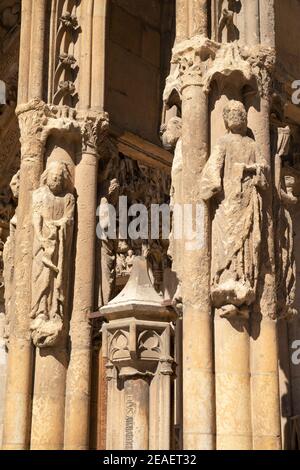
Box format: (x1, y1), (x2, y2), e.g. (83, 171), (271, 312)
(0, 0), (300, 450)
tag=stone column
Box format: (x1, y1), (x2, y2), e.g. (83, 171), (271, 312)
(246, 46), (281, 450)
(215, 313), (252, 449)
(101, 257), (176, 451)
(172, 34), (215, 448)
(91, 0), (107, 110)
(2, 100), (49, 450)
(30, 350), (68, 450)
(18, 0), (32, 104)
(28, 0), (47, 100)
(64, 112), (108, 450)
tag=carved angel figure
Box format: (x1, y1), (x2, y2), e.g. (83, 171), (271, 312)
(200, 100), (267, 318)
(30, 161), (74, 348)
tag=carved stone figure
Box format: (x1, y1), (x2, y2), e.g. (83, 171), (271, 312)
(98, 178), (120, 305)
(30, 161), (75, 348)
(161, 116), (183, 307)
(274, 127), (300, 318)
(200, 100), (267, 318)
(218, 0), (241, 42)
(125, 249), (135, 274)
(2, 169), (19, 345)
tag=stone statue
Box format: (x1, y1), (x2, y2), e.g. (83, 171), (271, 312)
(3, 169), (20, 346)
(161, 116), (183, 308)
(125, 249), (135, 274)
(98, 177), (120, 306)
(30, 161), (75, 348)
(218, 0), (241, 43)
(200, 100), (267, 318)
(275, 127), (300, 319)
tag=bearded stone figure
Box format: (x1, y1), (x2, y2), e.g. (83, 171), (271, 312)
(30, 161), (75, 348)
(200, 100), (267, 318)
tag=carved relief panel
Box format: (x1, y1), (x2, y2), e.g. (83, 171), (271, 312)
(98, 143), (171, 307)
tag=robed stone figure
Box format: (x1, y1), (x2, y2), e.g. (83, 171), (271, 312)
(200, 100), (267, 318)
(30, 161), (75, 347)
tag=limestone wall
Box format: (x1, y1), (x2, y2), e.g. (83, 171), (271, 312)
(105, 0), (175, 144)
(275, 0), (300, 80)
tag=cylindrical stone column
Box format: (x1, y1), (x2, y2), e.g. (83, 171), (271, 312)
(64, 115), (102, 450)
(215, 312), (252, 449)
(18, 0), (32, 104)
(28, 0), (47, 100)
(176, 0), (188, 42)
(91, 0), (107, 110)
(188, 0), (208, 38)
(30, 347), (68, 450)
(181, 84), (214, 450)
(2, 100), (46, 450)
(247, 90), (281, 449)
(244, 0), (260, 46)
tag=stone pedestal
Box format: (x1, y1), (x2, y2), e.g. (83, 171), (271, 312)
(101, 257), (176, 450)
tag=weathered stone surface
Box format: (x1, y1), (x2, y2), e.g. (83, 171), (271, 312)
(0, 0), (299, 452)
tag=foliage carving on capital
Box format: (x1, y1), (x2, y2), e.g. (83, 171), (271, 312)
(80, 112), (109, 156)
(171, 36), (275, 97)
(172, 35), (219, 90)
(242, 45), (276, 98)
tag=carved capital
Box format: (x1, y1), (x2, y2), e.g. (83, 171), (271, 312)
(79, 111), (109, 156)
(172, 35), (219, 90)
(243, 45), (276, 99)
(16, 99), (51, 161)
(16, 100), (82, 161)
(171, 37), (275, 98)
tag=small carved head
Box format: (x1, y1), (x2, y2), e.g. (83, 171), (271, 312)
(41, 161), (71, 195)
(160, 117), (182, 151)
(108, 178), (120, 204)
(10, 169), (20, 200)
(223, 100), (247, 135)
